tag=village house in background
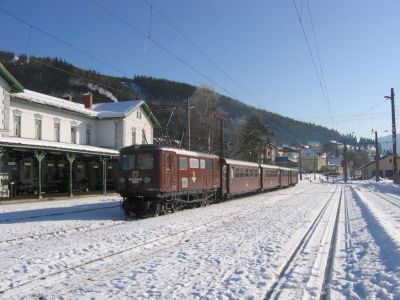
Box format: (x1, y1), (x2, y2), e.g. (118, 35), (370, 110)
(0, 63), (159, 198)
(359, 154), (399, 180)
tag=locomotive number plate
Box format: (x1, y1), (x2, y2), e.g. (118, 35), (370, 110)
(129, 177), (142, 184)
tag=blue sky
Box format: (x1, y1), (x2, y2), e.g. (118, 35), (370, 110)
(1, 0), (399, 140)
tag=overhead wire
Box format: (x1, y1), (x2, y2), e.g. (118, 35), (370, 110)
(138, 0), (304, 145)
(142, 0), (258, 103)
(1, 3), (362, 146)
(292, 0), (334, 129)
(89, 0), (240, 102)
(0, 7), (131, 77)
(305, 0), (330, 107)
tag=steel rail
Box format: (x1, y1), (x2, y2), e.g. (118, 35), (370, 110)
(264, 186), (340, 299)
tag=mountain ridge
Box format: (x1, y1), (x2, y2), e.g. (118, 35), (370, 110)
(0, 50), (369, 148)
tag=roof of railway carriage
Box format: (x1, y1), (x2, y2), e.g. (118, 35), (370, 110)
(120, 144), (219, 159)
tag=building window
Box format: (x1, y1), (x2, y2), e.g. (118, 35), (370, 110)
(86, 126), (91, 145)
(137, 110), (142, 119)
(142, 129), (147, 144)
(54, 121), (60, 142)
(35, 119), (42, 140)
(132, 127), (136, 145)
(71, 126), (77, 144)
(114, 122), (118, 147)
(13, 115), (21, 137)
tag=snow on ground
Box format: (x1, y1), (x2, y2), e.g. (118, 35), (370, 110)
(0, 178), (399, 299)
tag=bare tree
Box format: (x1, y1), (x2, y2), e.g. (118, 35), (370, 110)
(185, 85), (220, 152)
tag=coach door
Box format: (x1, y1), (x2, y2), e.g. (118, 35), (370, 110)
(222, 165), (227, 194)
(163, 153), (174, 191)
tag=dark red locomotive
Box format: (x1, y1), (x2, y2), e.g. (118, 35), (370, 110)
(119, 145), (298, 216)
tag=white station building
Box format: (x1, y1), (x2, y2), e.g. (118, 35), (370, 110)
(0, 63), (159, 198)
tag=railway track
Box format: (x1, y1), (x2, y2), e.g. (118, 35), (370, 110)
(264, 186), (342, 299)
(0, 186), (314, 246)
(0, 203), (121, 224)
(0, 185), (316, 298)
(367, 190), (400, 209)
(0, 219), (126, 245)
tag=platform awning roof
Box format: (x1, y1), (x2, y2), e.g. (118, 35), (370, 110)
(0, 137), (119, 157)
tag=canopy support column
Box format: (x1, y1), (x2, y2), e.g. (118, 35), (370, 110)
(34, 151), (46, 199)
(66, 153), (76, 197)
(100, 156), (108, 196)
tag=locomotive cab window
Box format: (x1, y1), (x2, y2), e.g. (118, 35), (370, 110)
(137, 153), (154, 170)
(179, 157), (188, 170)
(121, 154), (135, 170)
(205, 160), (212, 170)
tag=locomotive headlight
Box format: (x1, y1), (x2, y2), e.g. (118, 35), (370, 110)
(143, 176), (151, 184)
(119, 177), (126, 184)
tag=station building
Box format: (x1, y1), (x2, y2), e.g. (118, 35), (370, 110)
(0, 63), (159, 199)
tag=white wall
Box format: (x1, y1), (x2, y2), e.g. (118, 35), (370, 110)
(10, 99), (97, 145)
(0, 76), (10, 137)
(96, 119), (117, 149)
(7, 97), (154, 150)
(123, 107), (153, 147)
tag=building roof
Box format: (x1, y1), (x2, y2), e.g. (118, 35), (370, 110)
(0, 63), (24, 92)
(358, 154), (399, 170)
(11, 90), (160, 128)
(0, 136), (118, 157)
(12, 89), (96, 117)
(93, 100), (160, 128)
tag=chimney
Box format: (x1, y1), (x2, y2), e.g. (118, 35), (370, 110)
(63, 94), (73, 102)
(83, 93), (93, 110)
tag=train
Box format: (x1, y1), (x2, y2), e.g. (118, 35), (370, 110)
(118, 144), (298, 217)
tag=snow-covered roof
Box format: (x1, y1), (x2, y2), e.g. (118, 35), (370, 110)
(93, 100), (160, 128)
(259, 164), (282, 170)
(12, 89), (96, 117)
(224, 159), (260, 168)
(11, 89), (161, 128)
(93, 100), (142, 118)
(0, 63), (24, 92)
(0, 136), (118, 157)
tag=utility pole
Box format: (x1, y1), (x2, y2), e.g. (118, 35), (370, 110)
(187, 98), (191, 150)
(375, 131), (380, 182)
(313, 155), (316, 180)
(344, 142), (348, 183)
(299, 148), (302, 180)
(216, 115), (226, 158)
(385, 88), (398, 183)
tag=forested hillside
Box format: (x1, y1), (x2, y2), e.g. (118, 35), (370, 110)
(0, 51), (368, 150)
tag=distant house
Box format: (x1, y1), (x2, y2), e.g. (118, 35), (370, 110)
(359, 154), (399, 180)
(275, 156), (298, 169)
(0, 63), (159, 198)
(300, 149), (326, 172)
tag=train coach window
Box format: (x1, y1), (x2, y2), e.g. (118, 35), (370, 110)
(137, 153), (154, 170)
(189, 158), (199, 169)
(179, 157), (188, 170)
(121, 154), (135, 170)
